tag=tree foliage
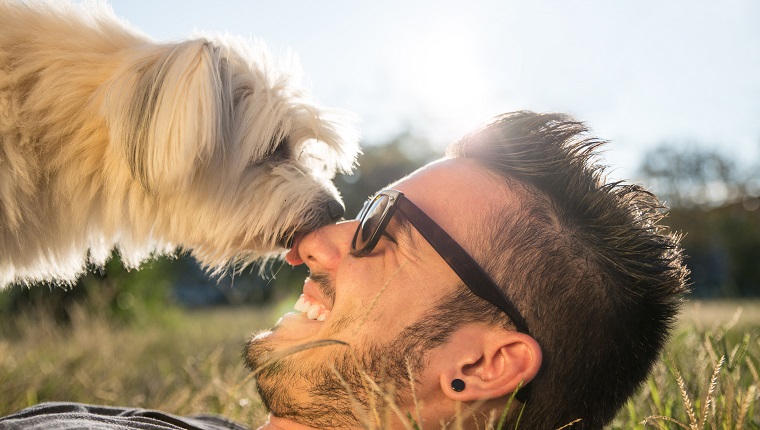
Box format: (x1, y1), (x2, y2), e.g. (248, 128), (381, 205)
(638, 143), (760, 297)
(639, 142), (749, 209)
(335, 130), (438, 217)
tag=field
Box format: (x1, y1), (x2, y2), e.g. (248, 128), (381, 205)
(1, 298), (759, 429)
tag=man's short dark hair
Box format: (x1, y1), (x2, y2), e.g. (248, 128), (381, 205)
(435, 111), (690, 429)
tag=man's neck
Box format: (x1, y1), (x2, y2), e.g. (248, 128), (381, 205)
(257, 415), (321, 430)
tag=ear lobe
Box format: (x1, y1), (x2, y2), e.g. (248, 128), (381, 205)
(102, 40), (231, 192)
(438, 330), (542, 402)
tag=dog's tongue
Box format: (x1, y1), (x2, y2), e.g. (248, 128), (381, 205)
(285, 236), (303, 266)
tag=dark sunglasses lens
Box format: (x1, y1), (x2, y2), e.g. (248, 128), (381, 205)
(354, 195), (390, 251)
(355, 199), (371, 221)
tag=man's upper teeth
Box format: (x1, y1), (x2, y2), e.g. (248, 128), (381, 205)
(307, 305), (320, 319)
(294, 294), (329, 321)
(295, 296), (307, 311)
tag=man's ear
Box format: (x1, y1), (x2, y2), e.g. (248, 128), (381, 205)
(431, 324), (542, 402)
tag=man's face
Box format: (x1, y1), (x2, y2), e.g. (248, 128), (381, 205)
(244, 158), (512, 427)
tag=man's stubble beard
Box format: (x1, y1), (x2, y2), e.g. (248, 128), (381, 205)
(244, 326), (423, 429)
(242, 271), (465, 428)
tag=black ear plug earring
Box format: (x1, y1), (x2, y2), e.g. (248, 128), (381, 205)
(451, 379), (465, 392)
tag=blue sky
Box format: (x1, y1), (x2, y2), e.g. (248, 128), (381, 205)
(108, 0), (760, 182)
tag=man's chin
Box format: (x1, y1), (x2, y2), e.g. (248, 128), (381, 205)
(243, 328), (366, 429)
(243, 330), (286, 417)
(243, 329), (274, 373)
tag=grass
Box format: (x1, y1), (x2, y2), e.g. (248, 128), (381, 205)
(613, 302), (760, 430)
(1, 299), (759, 429)
(0, 302), (276, 425)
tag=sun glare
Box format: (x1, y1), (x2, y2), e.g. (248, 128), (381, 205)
(384, 25), (493, 141)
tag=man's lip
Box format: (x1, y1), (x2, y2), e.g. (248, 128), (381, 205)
(303, 278), (331, 310)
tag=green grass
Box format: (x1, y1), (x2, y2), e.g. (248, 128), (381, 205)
(0, 302), (277, 425)
(1, 299), (759, 429)
(613, 302), (760, 430)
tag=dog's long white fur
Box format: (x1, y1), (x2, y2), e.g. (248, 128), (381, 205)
(0, 0), (360, 286)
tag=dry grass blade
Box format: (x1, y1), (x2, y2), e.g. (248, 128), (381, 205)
(703, 334), (719, 367)
(359, 371), (416, 430)
(746, 354), (759, 383)
(641, 415), (693, 430)
(406, 358), (424, 430)
(736, 384), (757, 430)
(329, 363), (375, 429)
(724, 307), (743, 333)
(554, 418), (582, 429)
(699, 355), (724, 429)
(352, 354), (383, 427)
(453, 401), (463, 430)
(353, 261), (408, 335)
(458, 399), (491, 429)
(728, 333), (751, 370)
(673, 365), (698, 430)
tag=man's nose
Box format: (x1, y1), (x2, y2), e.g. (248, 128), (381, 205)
(285, 221), (357, 269)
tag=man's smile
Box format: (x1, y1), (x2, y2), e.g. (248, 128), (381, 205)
(270, 273), (336, 339)
(293, 293), (330, 321)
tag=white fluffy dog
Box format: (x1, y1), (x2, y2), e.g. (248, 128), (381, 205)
(0, 1), (359, 286)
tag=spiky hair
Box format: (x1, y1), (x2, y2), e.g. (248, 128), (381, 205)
(446, 111), (690, 429)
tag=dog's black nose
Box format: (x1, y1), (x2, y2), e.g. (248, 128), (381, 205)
(327, 200), (345, 221)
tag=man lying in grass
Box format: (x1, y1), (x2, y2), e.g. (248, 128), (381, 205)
(0, 111), (689, 430)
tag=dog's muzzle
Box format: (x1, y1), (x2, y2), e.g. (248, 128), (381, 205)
(281, 199), (345, 249)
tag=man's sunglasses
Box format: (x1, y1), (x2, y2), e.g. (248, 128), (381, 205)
(349, 189), (530, 335)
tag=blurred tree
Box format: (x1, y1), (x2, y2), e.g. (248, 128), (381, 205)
(0, 252), (178, 328)
(335, 129), (438, 217)
(639, 142), (746, 208)
(668, 202), (760, 297)
(638, 143), (760, 298)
